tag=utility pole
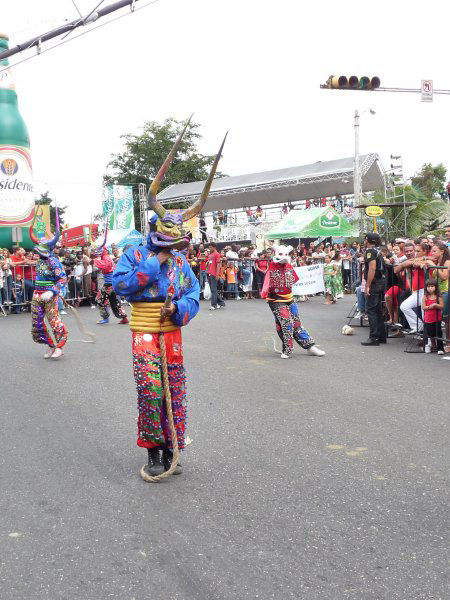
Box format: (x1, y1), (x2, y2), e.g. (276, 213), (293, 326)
(354, 108), (375, 233)
(353, 110), (361, 232)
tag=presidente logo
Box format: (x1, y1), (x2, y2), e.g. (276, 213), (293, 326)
(1, 158), (18, 176)
(320, 210), (340, 228)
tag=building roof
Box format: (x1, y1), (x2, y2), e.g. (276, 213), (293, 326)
(157, 153), (385, 211)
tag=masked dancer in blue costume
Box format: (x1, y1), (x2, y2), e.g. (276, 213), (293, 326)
(29, 208), (68, 359)
(113, 118), (226, 481)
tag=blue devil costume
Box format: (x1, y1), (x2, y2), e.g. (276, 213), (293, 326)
(29, 208), (68, 358)
(113, 118), (226, 481)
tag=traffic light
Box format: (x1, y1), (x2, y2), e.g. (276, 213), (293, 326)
(325, 75), (381, 90)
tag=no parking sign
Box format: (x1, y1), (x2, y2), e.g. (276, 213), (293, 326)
(421, 80), (433, 102)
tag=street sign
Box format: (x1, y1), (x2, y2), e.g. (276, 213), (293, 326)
(365, 205), (383, 217)
(421, 80), (433, 102)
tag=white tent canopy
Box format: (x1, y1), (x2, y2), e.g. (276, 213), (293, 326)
(104, 228), (143, 248)
(157, 154), (386, 212)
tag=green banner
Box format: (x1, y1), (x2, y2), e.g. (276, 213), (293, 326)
(102, 185), (135, 230)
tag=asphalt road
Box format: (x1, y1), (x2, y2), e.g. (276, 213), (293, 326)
(0, 296), (448, 600)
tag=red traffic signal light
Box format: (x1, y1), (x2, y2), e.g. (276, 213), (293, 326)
(326, 75), (381, 90)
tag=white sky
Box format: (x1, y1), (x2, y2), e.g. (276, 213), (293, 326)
(3, 0), (450, 225)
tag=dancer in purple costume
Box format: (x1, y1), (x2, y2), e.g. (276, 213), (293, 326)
(29, 208), (68, 359)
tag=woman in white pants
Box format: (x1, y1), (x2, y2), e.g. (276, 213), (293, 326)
(398, 242), (429, 332)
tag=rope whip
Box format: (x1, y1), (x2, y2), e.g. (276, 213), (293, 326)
(62, 298), (96, 343)
(140, 292), (179, 483)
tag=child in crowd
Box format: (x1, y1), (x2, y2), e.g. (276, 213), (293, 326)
(421, 279), (444, 354)
(12, 272), (24, 314)
(217, 258), (227, 303)
(323, 255), (337, 304)
(226, 260), (240, 299)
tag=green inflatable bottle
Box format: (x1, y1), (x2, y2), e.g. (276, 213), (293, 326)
(0, 32), (35, 248)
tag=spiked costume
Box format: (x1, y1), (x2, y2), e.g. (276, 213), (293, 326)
(261, 245), (325, 359)
(113, 118), (227, 480)
(29, 208), (68, 358)
(92, 240), (127, 324)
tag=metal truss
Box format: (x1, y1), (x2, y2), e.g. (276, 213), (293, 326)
(138, 183), (148, 236)
(161, 154), (382, 206)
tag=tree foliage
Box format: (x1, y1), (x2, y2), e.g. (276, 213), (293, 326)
(370, 183), (447, 239)
(410, 163), (447, 200)
(103, 118), (220, 231)
(38, 191), (67, 227)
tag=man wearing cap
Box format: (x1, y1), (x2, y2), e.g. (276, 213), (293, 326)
(361, 232), (387, 346)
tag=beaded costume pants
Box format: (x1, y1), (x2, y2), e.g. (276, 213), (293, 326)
(31, 292), (68, 349)
(97, 284), (126, 320)
(132, 330), (186, 450)
(269, 301), (314, 355)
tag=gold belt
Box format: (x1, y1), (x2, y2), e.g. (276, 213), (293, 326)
(130, 302), (179, 333)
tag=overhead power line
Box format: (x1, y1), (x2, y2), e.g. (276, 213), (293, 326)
(0, 0), (160, 73)
(0, 0), (148, 62)
(71, 1), (83, 18)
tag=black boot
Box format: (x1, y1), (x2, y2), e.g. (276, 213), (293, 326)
(162, 448), (182, 475)
(361, 338), (380, 346)
(142, 447), (165, 477)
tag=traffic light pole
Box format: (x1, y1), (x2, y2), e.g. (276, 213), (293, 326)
(320, 85), (450, 95)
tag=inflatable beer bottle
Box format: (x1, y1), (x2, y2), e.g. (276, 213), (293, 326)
(0, 33), (34, 248)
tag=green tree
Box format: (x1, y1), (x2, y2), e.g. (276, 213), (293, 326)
(369, 185), (447, 239)
(37, 191), (67, 228)
(411, 163), (447, 199)
(402, 186), (447, 237)
(103, 118), (221, 232)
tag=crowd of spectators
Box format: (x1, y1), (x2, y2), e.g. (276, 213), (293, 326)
(2, 223), (449, 354)
(351, 225), (450, 353)
(0, 242), (126, 315)
(186, 242), (270, 305)
(183, 239), (359, 307)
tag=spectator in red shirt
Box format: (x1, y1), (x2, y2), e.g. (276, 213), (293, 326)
(254, 251), (269, 297)
(397, 242), (428, 332)
(10, 246), (35, 306)
(207, 242), (225, 310)
(196, 243), (208, 296)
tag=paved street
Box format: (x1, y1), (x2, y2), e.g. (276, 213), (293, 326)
(0, 297), (448, 600)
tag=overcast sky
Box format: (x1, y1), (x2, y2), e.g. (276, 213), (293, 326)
(3, 0), (450, 225)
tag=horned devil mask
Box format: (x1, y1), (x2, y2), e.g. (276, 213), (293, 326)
(148, 116), (227, 250)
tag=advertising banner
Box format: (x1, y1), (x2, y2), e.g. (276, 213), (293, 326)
(102, 185), (115, 229)
(31, 204), (52, 240)
(102, 185), (135, 230)
(0, 146), (34, 225)
(113, 185), (135, 230)
(292, 264), (325, 296)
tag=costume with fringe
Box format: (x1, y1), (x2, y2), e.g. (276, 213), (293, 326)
(29, 207), (68, 352)
(31, 255), (68, 349)
(93, 247), (127, 321)
(261, 259), (315, 356)
(113, 241), (199, 449)
(112, 117), (226, 480)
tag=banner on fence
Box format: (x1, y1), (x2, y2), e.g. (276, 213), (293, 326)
(102, 185), (135, 230)
(292, 264), (324, 295)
